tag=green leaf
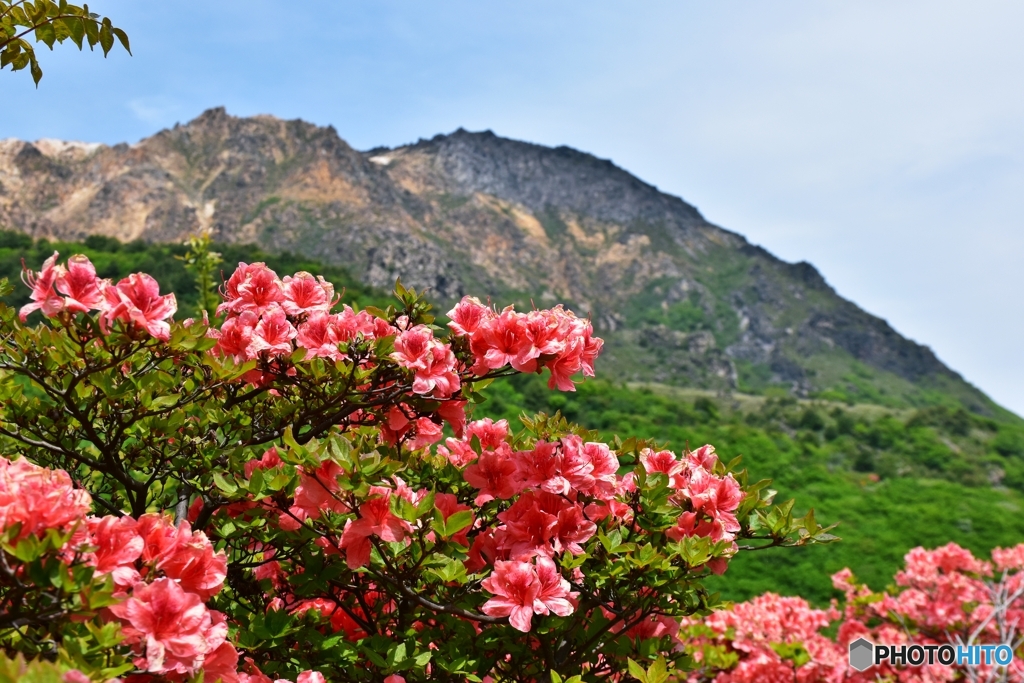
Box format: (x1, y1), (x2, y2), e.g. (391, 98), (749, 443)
(626, 658), (648, 683)
(34, 21), (55, 47)
(112, 26), (129, 53)
(98, 17), (113, 54)
(443, 509), (474, 536)
(248, 467), (265, 496)
(149, 394), (179, 410)
(647, 657), (669, 683)
(213, 472), (237, 495)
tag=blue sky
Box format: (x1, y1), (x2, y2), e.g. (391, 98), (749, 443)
(4, 1), (1023, 415)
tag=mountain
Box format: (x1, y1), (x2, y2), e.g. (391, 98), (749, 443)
(0, 108), (1006, 417)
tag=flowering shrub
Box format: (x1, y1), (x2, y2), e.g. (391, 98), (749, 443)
(0, 251), (835, 681)
(683, 542), (1024, 683)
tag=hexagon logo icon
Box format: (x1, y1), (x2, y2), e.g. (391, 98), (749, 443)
(849, 637), (874, 671)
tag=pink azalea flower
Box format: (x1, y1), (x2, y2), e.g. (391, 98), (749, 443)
(499, 498), (559, 560)
(480, 559), (541, 632)
(553, 503), (597, 556)
(109, 577), (226, 675)
(101, 273), (177, 340)
(19, 251), (64, 320)
(640, 448), (687, 490)
(533, 555), (576, 618)
(339, 487), (413, 569)
(447, 295), (494, 336)
(334, 305), (386, 340)
(514, 441), (569, 495)
(467, 418), (509, 449)
(481, 557), (575, 632)
(200, 641), (240, 683)
(437, 399), (468, 439)
(471, 307), (527, 372)
(218, 262), (285, 316)
(282, 271), (335, 316)
(544, 339), (584, 391)
(513, 307), (571, 372)
(296, 311), (344, 361)
(87, 515), (143, 590)
(133, 514), (228, 600)
(55, 254), (107, 314)
(392, 326), (461, 398)
(0, 456), (92, 541)
(284, 461), (349, 530)
(464, 446), (519, 505)
(249, 307), (297, 358)
(244, 447), (283, 479)
(212, 311), (258, 361)
(157, 528), (228, 600)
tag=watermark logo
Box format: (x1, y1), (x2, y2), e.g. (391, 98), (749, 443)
(849, 638), (873, 672)
(848, 638), (1015, 671)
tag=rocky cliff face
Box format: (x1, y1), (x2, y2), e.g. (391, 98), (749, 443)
(0, 108), (997, 413)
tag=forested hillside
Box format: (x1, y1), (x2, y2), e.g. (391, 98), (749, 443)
(3, 232), (1023, 605)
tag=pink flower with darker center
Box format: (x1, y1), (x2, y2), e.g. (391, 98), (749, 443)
(282, 271), (335, 316)
(87, 515), (143, 589)
(481, 557), (575, 632)
(101, 273), (177, 340)
(200, 641), (240, 683)
(447, 295), (494, 336)
(249, 307), (297, 358)
(134, 514), (227, 600)
(109, 577), (226, 675)
(56, 254), (107, 314)
(472, 307), (526, 372)
(296, 311), (344, 361)
(533, 555), (576, 618)
(218, 262), (284, 316)
(392, 326), (461, 398)
(19, 251), (64, 320)
(464, 446), (518, 505)
(513, 307), (571, 372)
(480, 559), (541, 632)
(212, 311), (258, 361)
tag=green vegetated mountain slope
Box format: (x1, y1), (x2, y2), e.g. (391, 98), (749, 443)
(2, 234), (1023, 606)
(0, 108), (1009, 419)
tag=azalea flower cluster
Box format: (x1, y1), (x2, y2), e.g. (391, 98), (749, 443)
(0, 455), (324, 683)
(10, 253), (838, 680)
(19, 252), (177, 339)
(439, 418), (740, 631)
(684, 542), (1024, 683)
(212, 262), (393, 366)
(641, 444), (744, 573)
(447, 295), (602, 391)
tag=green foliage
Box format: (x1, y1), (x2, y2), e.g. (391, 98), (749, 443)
(177, 232), (223, 317)
(0, 0), (130, 84)
(478, 374), (1024, 604)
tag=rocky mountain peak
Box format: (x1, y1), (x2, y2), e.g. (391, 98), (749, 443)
(0, 110), (998, 414)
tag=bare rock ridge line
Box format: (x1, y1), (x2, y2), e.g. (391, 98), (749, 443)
(0, 107), (999, 414)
